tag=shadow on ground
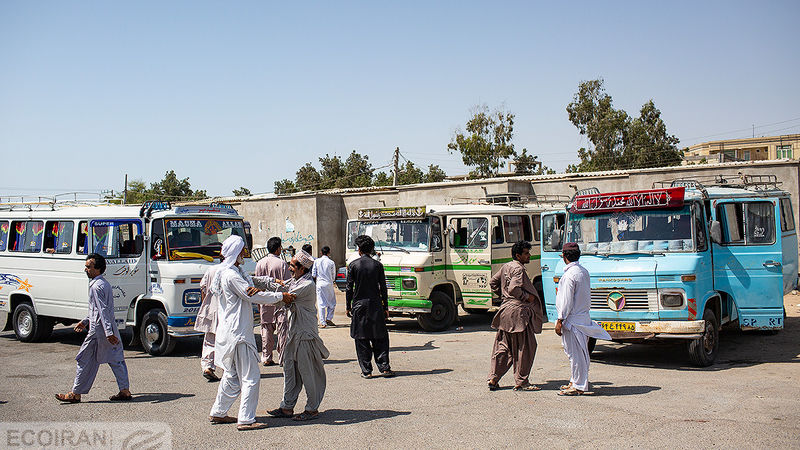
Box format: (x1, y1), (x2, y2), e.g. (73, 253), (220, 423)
(258, 408), (411, 426)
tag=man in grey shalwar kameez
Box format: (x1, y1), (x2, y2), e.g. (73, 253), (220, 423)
(266, 250), (329, 421)
(56, 253), (131, 403)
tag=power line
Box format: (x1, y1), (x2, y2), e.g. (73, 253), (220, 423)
(683, 116), (800, 142)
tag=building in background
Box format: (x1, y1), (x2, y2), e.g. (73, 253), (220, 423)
(684, 134), (799, 164)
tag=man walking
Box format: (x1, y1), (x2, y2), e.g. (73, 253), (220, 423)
(487, 241), (543, 391)
(312, 246), (337, 328)
(346, 235), (394, 378)
(266, 250), (329, 421)
(256, 237), (290, 366)
(209, 235), (295, 431)
(196, 255), (224, 381)
(555, 242), (610, 396)
(56, 253), (131, 403)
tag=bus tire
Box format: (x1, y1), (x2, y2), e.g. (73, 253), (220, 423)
(688, 308), (718, 367)
(139, 308), (175, 356)
(417, 292), (456, 332)
(588, 337), (597, 354)
(12, 302), (53, 342)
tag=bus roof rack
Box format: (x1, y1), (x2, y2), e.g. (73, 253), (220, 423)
(0, 192), (111, 211)
(653, 174), (782, 194)
(449, 193), (570, 207)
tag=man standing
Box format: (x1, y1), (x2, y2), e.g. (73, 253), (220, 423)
(487, 241), (543, 392)
(56, 253), (131, 403)
(209, 236), (295, 431)
(555, 242), (610, 396)
(256, 237), (290, 366)
(346, 235), (394, 378)
(196, 255), (224, 381)
(266, 250), (329, 421)
(312, 246), (337, 328)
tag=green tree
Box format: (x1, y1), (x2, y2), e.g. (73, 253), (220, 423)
(513, 148), (555, 175)
(448, 105), (516, 178)
(124, 179), (150, 204)
(232, 187), (251, 196)
(295, 163), (322, 191)
(373, 171), (392, 186)
(149, 170), (206, 200)
(423, 164), (447, 183)
(343, 151), (373, 188)
(318, 154), (346, 189)
(566, 79), (682, 172)
(274, 179), (297, 195)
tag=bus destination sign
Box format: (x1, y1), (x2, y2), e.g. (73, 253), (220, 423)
(570, 187), (685, 214)
(358, 206), (426, 220)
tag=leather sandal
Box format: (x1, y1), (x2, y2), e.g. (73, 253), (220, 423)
(209, 415), (237, 424)
(267, 408), (293, 418)
(237, 422), (268, 431)
(513, 383), (541, 391)
(109, 392), (133, 402)
(292, 411), (319, 421)
(55, 393), (80, 403)
(557, 388), (584, 396)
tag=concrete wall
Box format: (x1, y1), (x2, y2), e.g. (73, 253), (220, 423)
(230, 160), (800, 266)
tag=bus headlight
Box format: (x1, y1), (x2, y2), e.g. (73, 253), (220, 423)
(660, 293), (684, 308)
(402, 278), (417, 290)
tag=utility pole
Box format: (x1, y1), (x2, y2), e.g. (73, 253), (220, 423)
(123, 174), (128, 205)
(393, 147), (400, 186)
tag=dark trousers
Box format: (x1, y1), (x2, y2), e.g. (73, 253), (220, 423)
(355, 338), (390, 375)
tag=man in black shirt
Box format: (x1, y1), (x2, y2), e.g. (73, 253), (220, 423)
(346, 235), (394, 378)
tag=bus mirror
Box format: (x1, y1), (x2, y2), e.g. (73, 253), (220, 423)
(550, 230), (563, 250)
(134, 235), (145, 254)
(709, 221), (722, 244)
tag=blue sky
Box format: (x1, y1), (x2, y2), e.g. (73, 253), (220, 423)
(1, 1), (798, 197)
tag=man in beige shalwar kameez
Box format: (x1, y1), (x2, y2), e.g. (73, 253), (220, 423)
(487, 240), (544, 391)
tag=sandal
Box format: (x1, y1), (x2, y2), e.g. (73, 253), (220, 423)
(488, 382), (500, 391)
(292, 411), (319, 421)
(560, 383), (573, 391)
(109, 392), (133, 402)
(267, 408), (294, 418)
(203, 370), (220, 382)
(557, 388), (584, 396)
(513, 384), (541, 391)
(209, 415), (237, 424)
(237, 422), (268, 431)
(55, 393), (80, 403)
(380, 370), (396, 378)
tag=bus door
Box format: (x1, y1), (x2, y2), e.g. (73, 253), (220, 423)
(90, 219), (146, 329)
(447, 215), (492, 309)
(540, 211), (566, 322)
(429, 215), (446, 283)
(712, 200), (784, 329)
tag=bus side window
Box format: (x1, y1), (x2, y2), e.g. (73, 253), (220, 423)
(746, 202), (775, 245)
(45, 221), (75, 254)
(492, 216), (503, 244)
(503, 215), (531, 243)
(531, 215), (541, 242)
(717, 203), (744, 244)
(780, 198), (795, 232)
(151, 219), (165, 260)
(692, 203), (707, 251)
(430, 217), (443, 252)
(77, 221), (88, 255)
(0, 221), (8, 251)
(11, 221), (44, 253)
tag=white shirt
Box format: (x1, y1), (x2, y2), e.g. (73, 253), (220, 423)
(556, 261), (611, 339)
(214, 266), (285, 371)
(311, 255), (336, 285)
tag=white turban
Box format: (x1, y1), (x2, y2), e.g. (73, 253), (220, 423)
(296, 250), (314, 269)
(211, 235), (246, 296)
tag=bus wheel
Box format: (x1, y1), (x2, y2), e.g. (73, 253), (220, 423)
(139, 309), (176, 356)
(588, 337), (597, 354)
(417, 292), (456, 332)
(12, 303), (53, 342)
(688, 309), (718, 367)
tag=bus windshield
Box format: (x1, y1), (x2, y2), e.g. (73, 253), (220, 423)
(165, 218), (249, 260)
(347, 219), (431, 252)
(566, 205), (700, 254)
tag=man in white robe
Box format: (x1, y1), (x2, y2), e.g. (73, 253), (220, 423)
(266, 250), (329, 421)
(311, 245), (337, 327)
(555, 242), (611, 396)
(195, 255), (224, 381)
(208, 235), (296, 431)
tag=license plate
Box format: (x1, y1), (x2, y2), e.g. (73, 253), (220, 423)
(600, 321), (635, 332)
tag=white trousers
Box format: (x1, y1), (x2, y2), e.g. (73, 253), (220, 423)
(201, 332), (216, 371)
(316, 282), (336, 324)
(561, 326), (590, 391)
(210, 342), (260, 424)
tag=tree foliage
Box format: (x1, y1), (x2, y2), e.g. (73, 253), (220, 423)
(566, 79), (682, 172)
(373, 162), (447, 186)
(448, 105), (516, 178)
(232, 187), (251, 196)
(513, 148), (555, 175)
(121, 171), (207, 204)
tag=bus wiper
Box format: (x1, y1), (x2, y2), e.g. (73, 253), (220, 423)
(382, 243), (409, 253)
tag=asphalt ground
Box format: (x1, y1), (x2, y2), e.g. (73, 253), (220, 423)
(0, 292), (798, 449)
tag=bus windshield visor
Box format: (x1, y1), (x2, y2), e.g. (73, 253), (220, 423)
(347, 219), (431, 252)
(566, 205), (699, 254)
(166, 218), (249, 260)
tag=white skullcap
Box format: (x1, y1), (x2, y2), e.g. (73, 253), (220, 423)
(296, 250), (314, 269)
